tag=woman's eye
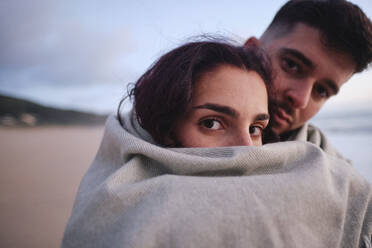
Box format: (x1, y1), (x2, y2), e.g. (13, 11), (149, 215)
(313, 84), (330, 99)
(249, 126), (263, 137)
(199, 119), (223, 130)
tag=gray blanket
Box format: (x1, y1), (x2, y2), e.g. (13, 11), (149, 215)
(62, 112), (372, 248)
(287, 122), (352, 164)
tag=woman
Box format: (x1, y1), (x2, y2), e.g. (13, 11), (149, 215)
(118, 40), (273, 147)
(63, 40), (372, 248)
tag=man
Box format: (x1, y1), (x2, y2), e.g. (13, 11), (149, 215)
(246, 0), (372, 156)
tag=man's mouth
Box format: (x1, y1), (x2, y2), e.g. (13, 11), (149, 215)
(272, 106), (292, 126)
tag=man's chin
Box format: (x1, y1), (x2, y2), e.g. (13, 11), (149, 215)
(271, 122), (304, 139)
(271, 125), (288, 136)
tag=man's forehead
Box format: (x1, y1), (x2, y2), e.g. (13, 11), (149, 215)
(262, 23), (357, 74)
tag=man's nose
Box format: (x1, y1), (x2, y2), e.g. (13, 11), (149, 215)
(285, 80), (313, 109)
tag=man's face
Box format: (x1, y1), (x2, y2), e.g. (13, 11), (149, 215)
(259, 23), (355, 135)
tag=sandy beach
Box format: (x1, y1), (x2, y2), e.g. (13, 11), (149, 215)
(0, 126), (104, 248)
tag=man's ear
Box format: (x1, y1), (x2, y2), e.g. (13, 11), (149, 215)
(244, 37), (260, 47)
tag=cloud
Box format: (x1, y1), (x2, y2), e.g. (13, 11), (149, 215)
(0, 0), (135, 86)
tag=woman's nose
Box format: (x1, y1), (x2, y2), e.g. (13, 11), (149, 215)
(232, 130), (254, 146)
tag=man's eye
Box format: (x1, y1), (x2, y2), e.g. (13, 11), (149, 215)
(313, 84), (330, 99)
(282, 58), (301, 75)
(249, 126), (263, 137)
(199, 119), (223, 130)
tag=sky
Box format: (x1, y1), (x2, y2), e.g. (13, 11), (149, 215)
(1, 0), (372, 114)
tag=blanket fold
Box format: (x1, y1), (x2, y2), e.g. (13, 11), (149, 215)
(62, 111), (371, 248)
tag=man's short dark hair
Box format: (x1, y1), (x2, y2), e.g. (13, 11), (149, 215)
(266, 0), (372, 73)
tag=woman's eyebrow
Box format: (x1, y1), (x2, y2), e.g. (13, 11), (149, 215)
(255, 113), (270, 121)
(193, 103), (238, 118)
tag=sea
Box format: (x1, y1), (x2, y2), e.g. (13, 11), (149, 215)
(311, 108), (372, 182)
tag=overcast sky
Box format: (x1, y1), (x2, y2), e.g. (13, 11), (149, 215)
(0, 0), (371, 114)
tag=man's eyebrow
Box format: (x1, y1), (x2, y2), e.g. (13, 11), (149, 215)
(255, 113), (270, 121)
(193, 103), (238, 118)
(279, 48), (314, 68)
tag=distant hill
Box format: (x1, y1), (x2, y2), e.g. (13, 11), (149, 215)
(0, 94), (108, 127)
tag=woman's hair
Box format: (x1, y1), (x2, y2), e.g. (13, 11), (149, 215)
(118, 39), (273, 146)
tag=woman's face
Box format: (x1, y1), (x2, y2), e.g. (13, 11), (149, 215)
(173, 65), (269, 147)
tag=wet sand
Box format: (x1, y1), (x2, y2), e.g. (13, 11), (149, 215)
(0, 126), (104, 248)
